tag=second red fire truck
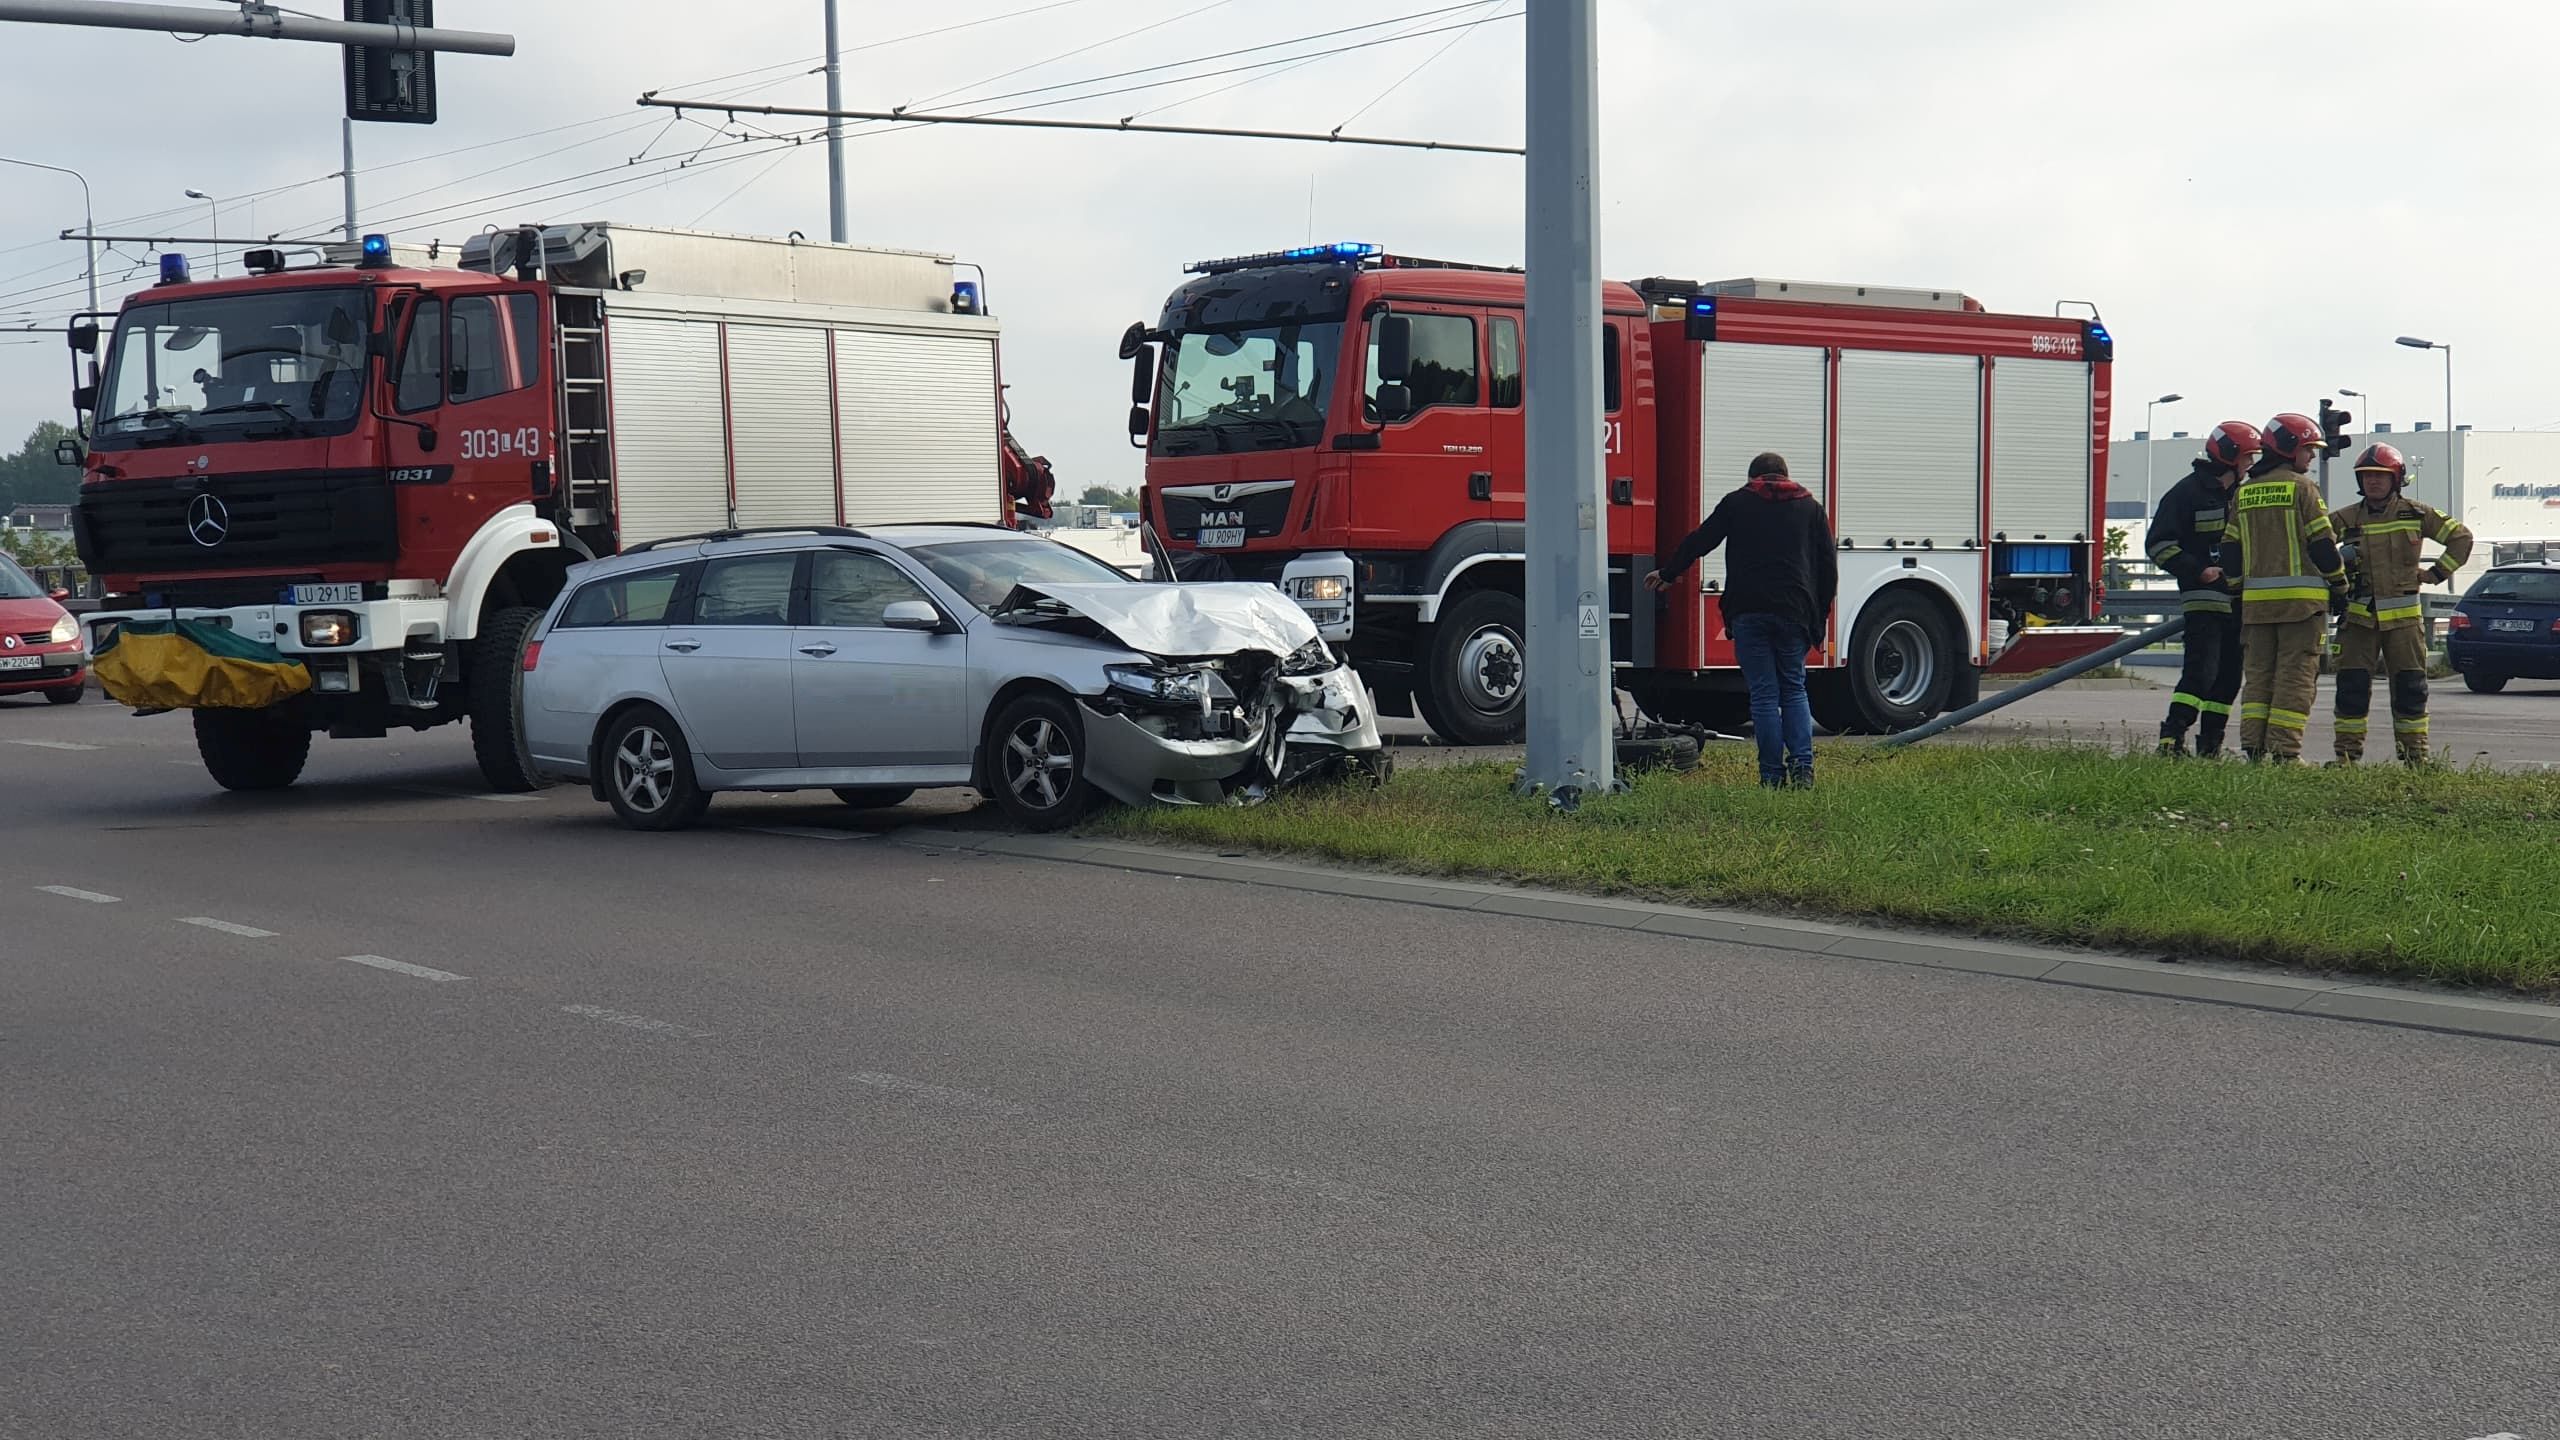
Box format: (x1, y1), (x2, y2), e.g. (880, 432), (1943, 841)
(1126, 243), (2118, 742)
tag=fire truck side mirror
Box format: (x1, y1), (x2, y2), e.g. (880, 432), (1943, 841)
(67, 321), (97, 355)
(1117, 321), (1150, 361)
(72, 382), (97, 413)
(1376, 315), (1412, 385)
(55, 438), (82, 467)
(1373, 384), (1412, 425)
(1128, 345), (1153, 405)
(1126, 404), (1149, 440)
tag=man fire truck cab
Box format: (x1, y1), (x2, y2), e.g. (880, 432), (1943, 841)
(69, 222), (1055, 792)
(1125, 242), (2119, 743)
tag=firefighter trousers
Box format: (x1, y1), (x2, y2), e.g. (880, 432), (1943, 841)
(2240, 615), (2325, 761)
(2333, 623), (2431, 764)
(2161, 608), (2243, 754)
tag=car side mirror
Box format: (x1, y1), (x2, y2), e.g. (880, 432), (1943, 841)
(1373, 383), (1412, 425)
(48, 588), (71, 603)
(1375, 314), (1412, 384)
(68, 321), (98, 356)
(882, 600), (944, 632)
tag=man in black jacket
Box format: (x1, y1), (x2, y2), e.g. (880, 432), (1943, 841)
(1644, 452), (1837, 787)
(2148, 421), (2261, 757)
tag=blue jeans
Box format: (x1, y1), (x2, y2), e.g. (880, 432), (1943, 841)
(1729, 613), (1814, 785)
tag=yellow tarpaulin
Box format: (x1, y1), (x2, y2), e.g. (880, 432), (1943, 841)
(92, 619), (312, 711)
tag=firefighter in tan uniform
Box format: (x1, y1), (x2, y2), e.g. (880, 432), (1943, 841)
(2329, 442), (2472, 764)
(2218, 413), (2346, 762)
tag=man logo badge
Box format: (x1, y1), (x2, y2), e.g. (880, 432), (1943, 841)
(186, 493), (232, 548)
(1212, 484), (1234, 502)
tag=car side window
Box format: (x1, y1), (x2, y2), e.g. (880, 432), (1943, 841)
(691, 553), (801, 627)
(1603, 324), (1623, 414)
(807, 550), (933, 628)
(1488, 315), (1521, 409)
(559, 564), (689, 628)
(394, 299), (443, 413)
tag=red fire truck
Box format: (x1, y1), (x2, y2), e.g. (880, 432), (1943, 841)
(1126, 243), (2119, 743)
(68, 222), (1056, 791)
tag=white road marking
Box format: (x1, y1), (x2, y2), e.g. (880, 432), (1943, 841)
(36, 885), (120, 903)
(560, 1004), (710, 1038)
(851, 1071), (1027, 1116)
(10, 739), (101, 752)
(340, 954), (467, 983)
(178, 916), (277, 939)
(743, 826), (877, 842)
(392, 785), (541, 804)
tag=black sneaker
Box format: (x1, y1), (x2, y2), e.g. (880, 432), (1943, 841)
(1786, 771), (1814, 791)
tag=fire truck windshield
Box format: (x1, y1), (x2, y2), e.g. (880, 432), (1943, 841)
(94, 288), (369, 444)
(1152, 321), (1343, 457)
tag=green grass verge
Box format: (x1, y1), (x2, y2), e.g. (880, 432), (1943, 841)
(1097, 746), (2560, 992)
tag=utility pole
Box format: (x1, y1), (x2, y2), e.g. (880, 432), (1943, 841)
(1519, 0), (1612, 805)
(823, 0), (847, 243)
(341, 117), (358, 240)
(0, 155), (95, 311)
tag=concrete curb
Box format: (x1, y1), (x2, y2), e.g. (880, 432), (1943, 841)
(893, 827), (2560, 1049)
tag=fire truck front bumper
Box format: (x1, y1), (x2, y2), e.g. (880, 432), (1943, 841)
(85, 597), (454, 705)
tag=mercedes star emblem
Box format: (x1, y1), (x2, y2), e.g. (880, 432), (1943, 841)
(186, 493), (232, 548)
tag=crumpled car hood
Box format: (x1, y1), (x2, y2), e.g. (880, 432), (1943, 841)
(1002, 581), (1319, 659)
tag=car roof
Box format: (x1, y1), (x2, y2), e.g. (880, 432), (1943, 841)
(568, 523), (1055, 579)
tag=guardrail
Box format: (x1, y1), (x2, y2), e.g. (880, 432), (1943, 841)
(2098, 586), (2459, 646)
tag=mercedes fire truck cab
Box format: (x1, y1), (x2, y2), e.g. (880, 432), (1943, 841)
(70, 222), (1038, 793)
(1126, 243), (2120, 743)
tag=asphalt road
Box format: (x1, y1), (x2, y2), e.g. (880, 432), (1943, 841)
(6, 693), (2559, 1438)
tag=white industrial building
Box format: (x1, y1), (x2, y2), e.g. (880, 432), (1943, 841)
(2107, 423), (2560, 589)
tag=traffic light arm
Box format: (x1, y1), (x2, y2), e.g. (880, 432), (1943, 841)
(0, 1), (514, 55)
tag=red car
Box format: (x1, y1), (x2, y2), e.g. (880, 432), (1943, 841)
(0, 553), (88, 705)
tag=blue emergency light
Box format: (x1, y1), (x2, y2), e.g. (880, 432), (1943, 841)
(358, 233), (393, 268)
(951, 280), (982, 315)
(1184, 241), (1380, 276)
(157, 253), (190, 286)
(1684, 293), (1718, 341)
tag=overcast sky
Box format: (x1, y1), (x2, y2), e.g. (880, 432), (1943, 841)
(0, 0), (2548, 491)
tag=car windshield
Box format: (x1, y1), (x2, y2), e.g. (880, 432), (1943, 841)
(2469, 569), (2560, 603)
(94, 287), (370, 441)
(0, 555), (43, 600)
(906, 537), (1133, 613)
(1151, 321), (1343, 457)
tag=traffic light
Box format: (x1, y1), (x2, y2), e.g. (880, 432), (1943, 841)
(2318, 398), (2353, 454)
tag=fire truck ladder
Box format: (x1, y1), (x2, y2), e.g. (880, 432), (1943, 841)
(554, 292), (615, 545)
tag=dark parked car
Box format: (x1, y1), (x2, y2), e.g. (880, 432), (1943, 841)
(2447, 564), (2560, 693)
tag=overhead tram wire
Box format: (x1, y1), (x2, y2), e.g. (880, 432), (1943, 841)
(1127, 1), (1509, 121)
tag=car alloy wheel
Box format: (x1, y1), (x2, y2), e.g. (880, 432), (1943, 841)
(1005, 715), (1076, 813)
(614, 722), (679, 815)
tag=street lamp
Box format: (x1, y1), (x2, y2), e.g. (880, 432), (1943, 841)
(2394, 336), (2453, 436)
(2339, 387), (2375, 434)
(185, 188), (222, 276)
(0, 155), (97, 312)
(2144, 392), (2184, 511)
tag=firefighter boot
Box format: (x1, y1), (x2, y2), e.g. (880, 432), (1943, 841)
(2195, 714), (2229, 758)
(2157, 731), (2187, 758)
(2391, 669), (2431, 766)
(2331, 667), (2371, 765)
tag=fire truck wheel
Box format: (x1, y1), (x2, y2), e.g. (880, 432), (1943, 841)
(193, 707), (312, 791)
(1821, 590), (1957, 734)
(1419, 589), (1528, 747)
(468, 606), (552, 794)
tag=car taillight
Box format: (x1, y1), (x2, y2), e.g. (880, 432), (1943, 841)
(521, 639), (543, 672)
(2450, 613), (2472, 632)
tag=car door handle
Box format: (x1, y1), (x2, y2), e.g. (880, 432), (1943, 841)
(797, 643), (837, 657)
(663, 638), (700, 653)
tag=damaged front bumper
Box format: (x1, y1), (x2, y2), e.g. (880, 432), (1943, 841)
(1078, 662), (1386, 809)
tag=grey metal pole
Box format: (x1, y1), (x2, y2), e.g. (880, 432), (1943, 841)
(1519, 0), (1612, 804)
(341, 117), (358, 241)
(2442, 344), (2454, 437)
(823, 0), (848, 243)
(0, 0), (516, 52)
(1878, 615), (2186, 749)
(0, 156), (95, 311)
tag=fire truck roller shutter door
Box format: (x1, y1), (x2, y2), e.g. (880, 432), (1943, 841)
(607, 316), (731, 545)
(1989, 358), (2092, 540)
(1697, 343), (1827, 605)
(724, 325), (836, 530)
(836, 329), (1002, 526)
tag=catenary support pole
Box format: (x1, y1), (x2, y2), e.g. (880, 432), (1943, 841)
(1876, 616), (2187, 749)
(823, 0), (848, 243)
(341, 118), (358, 241)
(1518, 0), (1613, 804)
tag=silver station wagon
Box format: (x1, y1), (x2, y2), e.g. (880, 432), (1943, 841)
(517, 524), (1386, 831)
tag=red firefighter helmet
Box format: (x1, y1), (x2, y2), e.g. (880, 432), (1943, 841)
(2261, 412), (2326, 461)
(2201, 420), (2262, 471)
(2353, 442), (2408, 487)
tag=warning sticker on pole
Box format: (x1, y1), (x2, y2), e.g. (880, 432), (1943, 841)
(1578, 603), (1602, 639)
